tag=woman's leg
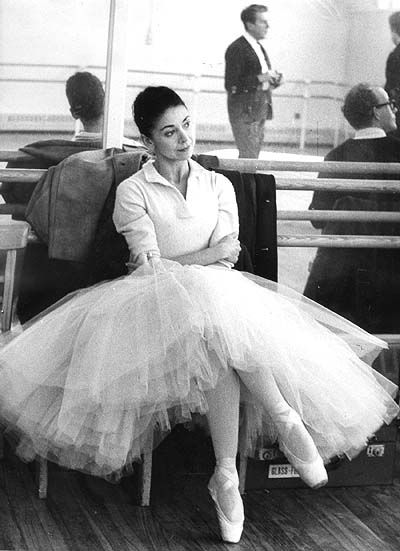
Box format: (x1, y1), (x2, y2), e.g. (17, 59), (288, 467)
(205, 368), (240, 461)
(205, 369), (244, 543)
(237, 368), (327, 488)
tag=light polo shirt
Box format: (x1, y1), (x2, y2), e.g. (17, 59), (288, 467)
(113, 159), (239, 264)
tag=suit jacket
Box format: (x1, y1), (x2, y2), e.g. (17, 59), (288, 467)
(385, 43), (400, 95)
(225, 36), (272, 104)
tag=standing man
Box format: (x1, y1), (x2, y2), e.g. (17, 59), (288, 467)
(385, 11), (400, 97)
(225, 4), (282, 158)
(385, 12), (400, 134)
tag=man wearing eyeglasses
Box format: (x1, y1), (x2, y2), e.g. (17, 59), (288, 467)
(308, 84), (398, 218)
(304, 83), (400, 334)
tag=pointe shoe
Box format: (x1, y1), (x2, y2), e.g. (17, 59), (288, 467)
(277, 409), (328, 489)
(208, 467), (244, 543)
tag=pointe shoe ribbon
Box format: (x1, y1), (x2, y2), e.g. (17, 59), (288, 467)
(277, 409), (328, 489)
(208, 467), (244, 544)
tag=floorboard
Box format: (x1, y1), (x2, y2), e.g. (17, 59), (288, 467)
(1, 437), (400, 551)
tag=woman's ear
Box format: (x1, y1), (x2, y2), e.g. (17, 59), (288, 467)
(142, 134), (154, 153)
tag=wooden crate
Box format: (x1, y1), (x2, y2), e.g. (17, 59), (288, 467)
(244, 421), (398, 490)
(244, 341), (400, 491)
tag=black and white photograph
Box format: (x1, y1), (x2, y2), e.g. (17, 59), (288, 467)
(1, 1), (400, 549)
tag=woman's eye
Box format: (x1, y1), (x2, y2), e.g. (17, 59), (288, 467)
(165, 130), (174, 137)
(183, 120), (190, 128)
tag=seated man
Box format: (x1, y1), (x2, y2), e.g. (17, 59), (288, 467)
(2, 72), (106, 207)
(2, 72), (144, 207)
(66, 71), (105, 143)
(304, 83), (400, 333)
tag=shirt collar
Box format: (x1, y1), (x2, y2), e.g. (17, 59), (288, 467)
(141, 158), (202, 186)
(353, 127), (386, 140)
(243, 31), (262, 50)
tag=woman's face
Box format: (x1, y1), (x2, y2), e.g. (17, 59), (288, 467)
(146, 104), (194, 162)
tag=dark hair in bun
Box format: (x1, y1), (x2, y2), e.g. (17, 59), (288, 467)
(133, 86), (186, 137)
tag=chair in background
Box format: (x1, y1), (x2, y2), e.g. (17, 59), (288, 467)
(0, 221), (31, 459)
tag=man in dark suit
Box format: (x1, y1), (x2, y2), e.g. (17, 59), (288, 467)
(225, 4), (282, 158)
(385, 12), (400, 134)
(304, 83), (400, 333)
(385, 12), (400, 97)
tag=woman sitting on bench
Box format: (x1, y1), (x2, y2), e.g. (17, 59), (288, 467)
(0, 86), (398, 545)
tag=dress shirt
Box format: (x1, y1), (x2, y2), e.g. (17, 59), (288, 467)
(113, 159), (239, 265)
(243, 32), (269, 74)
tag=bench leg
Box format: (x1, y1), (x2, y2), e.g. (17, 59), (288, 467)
(36, 458), (48, 499)
(139, 432), (154, 506)
(238, 453), (247, 495)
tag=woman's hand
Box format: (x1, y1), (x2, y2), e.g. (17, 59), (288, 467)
(216, 233), (241, 264)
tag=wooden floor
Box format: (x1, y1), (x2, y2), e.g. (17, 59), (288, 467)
(1, 431), (400, 551)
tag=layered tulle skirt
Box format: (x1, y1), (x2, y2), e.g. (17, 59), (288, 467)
(0, 260), (398, 479)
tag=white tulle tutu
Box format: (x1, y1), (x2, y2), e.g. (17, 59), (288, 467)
(0, 259), (398, 479)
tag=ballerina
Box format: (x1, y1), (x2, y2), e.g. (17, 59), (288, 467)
(0, 85), (398, 545)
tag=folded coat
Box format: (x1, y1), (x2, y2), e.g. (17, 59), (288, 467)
(25, 148), (149, 262)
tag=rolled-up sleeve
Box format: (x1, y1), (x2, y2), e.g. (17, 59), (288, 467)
(113, 179), (160, 262)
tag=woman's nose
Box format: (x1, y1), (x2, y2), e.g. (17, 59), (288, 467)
(178, 128), (190, 142)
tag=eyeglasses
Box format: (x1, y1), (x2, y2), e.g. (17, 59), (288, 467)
(375, 100), (397, 111)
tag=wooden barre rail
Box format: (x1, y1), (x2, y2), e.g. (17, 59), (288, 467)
(278, 210), (400, 222)
(2, 153), (400, 176)
(3, 170), (400, 195)
(275, 177), (400, 192)
(277, 235), (400, 248)
(2, 154), (400, 250)
(214, 157), (400, 175)
(0, 168), (47, 182)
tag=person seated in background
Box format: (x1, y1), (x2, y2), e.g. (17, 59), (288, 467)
(66, 71), (105, 143)
(1, 71), (146, 322)
(2, 71), (143, 208)
(304, 83), (400, 332)
(66, 71), (143, 148)
(2, 72), (106, 207)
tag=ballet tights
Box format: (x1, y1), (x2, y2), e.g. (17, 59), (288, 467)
(206, 365), (320, 472)
(238, 369), (317, 464)
(205, 369), (241, 520)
